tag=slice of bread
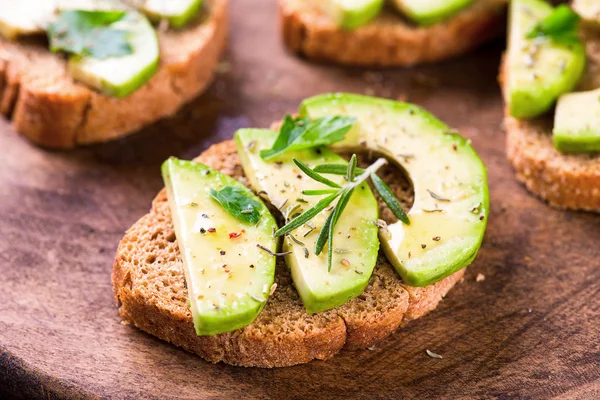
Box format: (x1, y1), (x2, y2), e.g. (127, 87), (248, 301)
(503, 30), (600, 212)
(112, 140), (466, 368)
(280, 0), (506, 67)
(0, 0), (227, 148)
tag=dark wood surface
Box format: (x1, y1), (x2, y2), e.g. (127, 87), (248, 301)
(1, 1), (599, 399)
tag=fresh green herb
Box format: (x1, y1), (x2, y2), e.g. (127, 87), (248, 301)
(313, 164), (366, 176)
(48, 10), (133, 59)
(371, 174), (410, 225)
(276, 155), (410, 272)
(526, 5), (580, 43)
(260, 115), (356, 160)
(209, 186), (261, 224)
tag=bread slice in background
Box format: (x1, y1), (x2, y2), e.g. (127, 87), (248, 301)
(0, 0), (228, 149)
(503, 30), (600, 212)
(280, 0), (506, 67)
(112, 140), (466, 368)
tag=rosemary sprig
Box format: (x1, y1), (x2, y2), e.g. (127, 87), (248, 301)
(276, 155), (410, 272)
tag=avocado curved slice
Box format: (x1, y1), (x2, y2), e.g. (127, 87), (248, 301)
(235, 129), (379, 314)
(67, 10), (159, 98)
(553, 88), (600, 153)
(162, 158), (277, 336)
(573, 0), (600, 25)
(131, 0), (203, 29)
(323, 0), (383, 30)
(392, 0), (474, 26)
(300, 93), (489, 287)
(506, 0), (586, 119)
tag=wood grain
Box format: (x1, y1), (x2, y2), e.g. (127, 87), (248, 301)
(1, 0), (599, 398)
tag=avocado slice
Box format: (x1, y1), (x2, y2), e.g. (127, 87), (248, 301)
(0, 2), (56, 40)
(300, 93), (489, 287)
(506, 0), (586, 119)
(129, 0), (203, 29)
(235, 129), (379, 314)
(553, 88), (600, 153)
(573, 0), (600, 25)
(66, 10), (159, 98)
(322, 0), (383, 30)
(162, 157), (277, 336)
(392, 0), (473, 26)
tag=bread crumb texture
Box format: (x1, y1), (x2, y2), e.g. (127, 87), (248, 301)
(0, 0), (228, 148)
(113, 140), (466, 367)
(505, 30), (600, 212)
(280, 0), (506, 67)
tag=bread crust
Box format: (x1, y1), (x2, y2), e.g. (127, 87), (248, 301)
(279, 0), (506, 67)
(112, 140), (467, 367)
(503, 31), (600, 212)
(0, 0), (228, 148)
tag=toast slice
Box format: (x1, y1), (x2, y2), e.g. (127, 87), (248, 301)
(0, 0), (228, 149)
(112, 140), (466, 368)
(503, 29), (600, 212)
(280, 0), (506, 67)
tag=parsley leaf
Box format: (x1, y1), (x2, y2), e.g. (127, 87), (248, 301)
(209, 186), (262, 224)
(48, 10), (133, 59)
(526, 5), (580, 42)
(260, 115), (356, 160)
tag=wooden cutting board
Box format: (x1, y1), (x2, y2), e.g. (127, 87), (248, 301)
(1, 1), (599, 399)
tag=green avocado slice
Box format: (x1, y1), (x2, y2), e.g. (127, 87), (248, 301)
(506, 0), (586, 119)
(130, 0), (203, 28)
(66, 10), (159, 98)
(392, 0), (474, 26)
(322, 0), (383, 30)
(553, 88), (600, 153)
(235, 129), (379, 314)
(0, 2), (56, 40)
(300, 93), (489, 287)
(162, 157), (277, 336)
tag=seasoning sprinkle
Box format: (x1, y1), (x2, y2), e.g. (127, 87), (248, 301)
(189, 202), (198, 207)
(246, 140), (256, 152)
(432, 236), (441, 241)
(250, 294), (265, 303)
(200, 228), (206, 234)
(423, 209), (443, 213)
(249, 264), (255, 269)
(202, 213), (209, 218)
(421, 244), (427, 249)
(341, 259), (350, 267)
(427, 189), (451, 202)
(306, 221), (316, 229)
(207, 227), (216, 233)
(334, 248), (350, 254)
(241, 209), (254, 214)
(288, 234), (305, 247)
(296, 198), (308, 203)
(355, 270), (363, 275)
(257, 244), (292, 257)
(303, 227), (315, 238)
(479, 215), (485, 221)
(304, 248), (309, 258)
(426, 350), (443, 359)
(220, 250), (226, 255)
(229, 232), (242, 239)
(269, 283), (277, 295)
(278, 198), (288, 210)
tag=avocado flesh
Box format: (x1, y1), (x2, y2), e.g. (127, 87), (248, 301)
(300, 93), (489, 287)
(392, 0), (473, 26)
(128, 0), (203, 28)
(162, 158), (277, 336)
(235, 129), (379, 314)
(506, 0), (586, 119)
(573, 0), (600, 25)
(322, 0), (383, 30)
(67, 11), (159, 98)
(0, 2), (56, 40)
(553, 88), (600, 153)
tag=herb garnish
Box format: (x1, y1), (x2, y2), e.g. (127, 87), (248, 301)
(275, 154), (410, 272)
(260, 115), (356, 160)
(209, 186), (261, 224)
(48, 10), (133, 59)
(526, 5), (580, 43)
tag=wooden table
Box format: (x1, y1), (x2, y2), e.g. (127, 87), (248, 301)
(1, 1), (599, 398)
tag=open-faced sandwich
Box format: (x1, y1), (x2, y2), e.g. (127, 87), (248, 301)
(113, 93), (490, 367)
(503, 0), (600, 211)
(280, 0), (507, 66)
(0, 0), (227, 148)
